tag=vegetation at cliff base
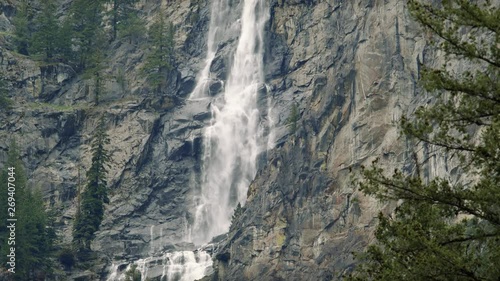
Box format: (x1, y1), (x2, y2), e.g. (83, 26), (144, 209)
(351, 1), (500, 280)
(0, 141), (55, 280)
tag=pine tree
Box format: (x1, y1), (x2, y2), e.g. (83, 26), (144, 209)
(0, 140), (54, 280)
(141, 11), (175, 93)
(30, 0), (70, 63)
(350, 1), (500, 280)
(117, 10), (146, 44)
(230, 203), (245, 230)
(67, 0), (106, 71)
(73, 119), (111, 256)
(16, 189), (54, 279)
(287, 103), (299, 134)
(30, 0), (58, 60)
(58, 18), (76, 64)
(0, 141), (26, 279)
(108, 0), (140, 40)
(12, 1), (32, 55)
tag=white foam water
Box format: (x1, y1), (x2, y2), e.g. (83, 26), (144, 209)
(107, 1), (270, 280)
(107, 251), (212, 281)
(162, 251), (213, 281)
(191, 0), (270, 245)
(189, 0), (232, 100)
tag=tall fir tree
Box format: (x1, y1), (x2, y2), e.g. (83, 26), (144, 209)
(67, 0), (106, 71)
(117, 10), (146, 44)
(12, 0), (32, 55)
(30, 0), (71, 63)
(0, 140), (54, 280)
(58, 18), (75, 64)
(73, 119), (111, 256)
(350, 1), (500, 280)
(141, 11), (175, 93)
(108, 0), (140, 40)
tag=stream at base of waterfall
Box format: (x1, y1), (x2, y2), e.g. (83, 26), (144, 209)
(107, 1), (270, 280)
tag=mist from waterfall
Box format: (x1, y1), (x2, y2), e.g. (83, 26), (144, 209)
(191, 0), (270, 244)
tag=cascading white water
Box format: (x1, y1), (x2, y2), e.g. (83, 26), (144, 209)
(162, 251), (213, 281)
(191, 0), (270, 244)
(107, 1), (270, 280)
(189, 0), (232, 100)
(106, 263), (119, 281)
(107, 251), (212, 281)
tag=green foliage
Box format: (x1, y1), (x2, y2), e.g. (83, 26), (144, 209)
(80, 43), (109, 105)
(84, 50), (107, 105)
(94, 72), (103, 105)
(124, 264), (142, 281)
(230, 203), (245, 230)
(67, 0), (107, 71)
(350, 1), (500, 280)
(29, 0), (58, 60)
(58, 247), (76, 270)
(287, 103), (299, 134)
(30, 0), (71, 62)
(0, 140), (54, 280)
(141, 11), (175, 93)
(58, 19), (75, 63)
(117, 11), (146, 44)
(12, 1), (32, 55)
(73, 119), (111, 257)
(108, 0), (140, 40)
(16, 189), (55, 279)
(116, 68), (127, 91)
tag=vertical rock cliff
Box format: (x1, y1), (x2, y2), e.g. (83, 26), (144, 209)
(0, 0), (448, 280)
(208, 0), (434, 280)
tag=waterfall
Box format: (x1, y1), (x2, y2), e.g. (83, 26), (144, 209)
(189, 0), (232, 100)
(107, 1), (270, 279)
(106, 251), (212, 281)
(162, 251), (213, 281)
(191, 0), (270, 244)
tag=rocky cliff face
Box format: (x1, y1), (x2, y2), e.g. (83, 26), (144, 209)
(0, 0), (442, 280)
(1, 0), (222, 279)
(208, 0), (434, 280)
